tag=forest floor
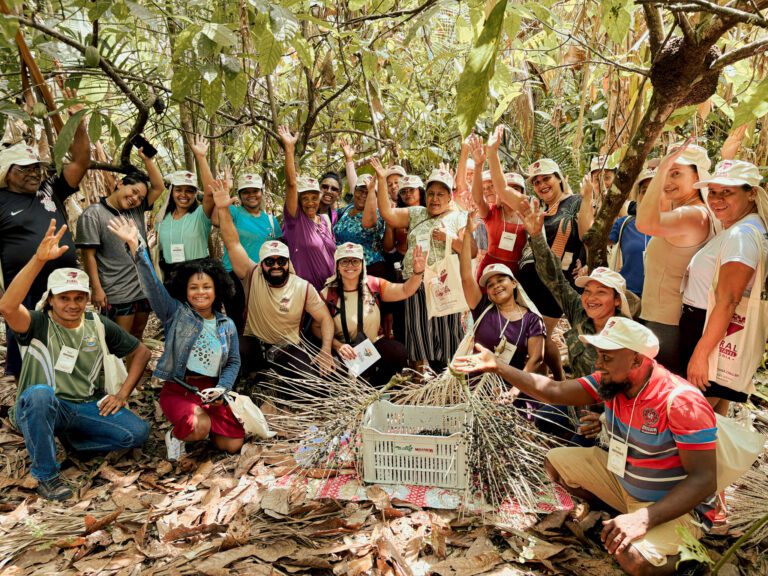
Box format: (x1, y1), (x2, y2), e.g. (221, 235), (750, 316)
(0, 319), (766, 576)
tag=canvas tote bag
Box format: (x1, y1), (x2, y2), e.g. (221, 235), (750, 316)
(424, 239), (469, 318)
(92, 314), (129, 395)
(704, 224), (768, 394)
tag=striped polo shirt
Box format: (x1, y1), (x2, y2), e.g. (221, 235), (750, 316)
(579, 363), (717, 524)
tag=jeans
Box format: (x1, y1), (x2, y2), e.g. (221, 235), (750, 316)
(15, 385), (150, 481)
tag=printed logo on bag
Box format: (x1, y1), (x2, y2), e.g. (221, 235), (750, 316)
(641, 407), (659, 434)
(725, 313), (745, 337)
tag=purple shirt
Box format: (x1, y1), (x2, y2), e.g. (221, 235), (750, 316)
(471, 296), (545, 369)
(282, 206), (336, 290)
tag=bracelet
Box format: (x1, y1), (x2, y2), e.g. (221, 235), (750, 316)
(413, 270), (424, 275)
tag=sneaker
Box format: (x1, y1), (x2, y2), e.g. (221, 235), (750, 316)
(37, 476), (73, 501)
(165, 430), (186, 461)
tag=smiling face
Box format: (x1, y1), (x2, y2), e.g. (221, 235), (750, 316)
(261, 257), (290, 286)
(112, 180), (148, 210)
(662, 163), (699, 204)
(239, 187), (263, 212)
(299, 191), (321, 218)
(482, 179), (496, 207)
(386, 174), (401, 202)
(530, 173), (563, 205)
(706, 183), (757, 229)
(352, 186), (369, 211)
(485, 274), (516, 306)
(426, 183), (452, 216)
(172, 185), (198, 213)
(186, 272), (216, 315)
(320, 178), (340, 206)
(6, 163), (44, 195)
(580, 280), (620, 322)
(591, 169), (616, 191)
(48, 290), (88, 326)
(337, 257), (363, 283)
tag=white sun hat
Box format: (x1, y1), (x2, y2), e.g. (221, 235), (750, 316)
(590, 155), (618, 173)
(385, 165), (407, 178)
(258, 240), (290, 262)
(666, 141), (711, 179)
(477, 263), (541, 317)
(399, 175), (424, 191)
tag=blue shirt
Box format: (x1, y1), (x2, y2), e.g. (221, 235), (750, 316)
(610, 216), (651, 296)
(221, 206), (281, 271)
(333, 205), (385, 265)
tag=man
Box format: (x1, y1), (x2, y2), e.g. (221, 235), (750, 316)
(454, 317), (717, 576)
(0, 221), (150, 501)
(0, 106), (90, 380)
(211, 180), (335, 379)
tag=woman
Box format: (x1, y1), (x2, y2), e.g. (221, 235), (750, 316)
(374, 158), (476, 371)
(459, 215), (544, 373)
(280, 126), (337, 291)
(636, 140), (714, 371)
(156, 136), (215, 279)
(109, 217), (243, 461)
(608, 165), (655, 296)
(467, 128), (528, 279)
(333, 174), (386, 277)
(313, 242), (424, 385)
(217, 171), (282, 333)
(516, 158), (590, 381)
(317, 138), (358, 224)
(519, 198), (634, 443)
(680, 160), (768, 415)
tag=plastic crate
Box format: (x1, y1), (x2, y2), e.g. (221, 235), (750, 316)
(361, 400), (472, 490)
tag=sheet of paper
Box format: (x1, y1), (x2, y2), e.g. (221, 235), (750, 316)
(343, 338), (381, 377)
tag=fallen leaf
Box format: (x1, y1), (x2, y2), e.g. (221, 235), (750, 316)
(195, 544), (261, 574)
(429, 551), (501, 576)
(261, 486), (291, 516)
(366, 485), (392, 511)
(252, 540), (298, 562)
(533, 510), (569, 534)
(162, 522), (227, 542)
(0, 500), (28, 530)
(84, 507), (123, 534)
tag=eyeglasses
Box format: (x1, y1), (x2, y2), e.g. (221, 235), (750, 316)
(399, 188), (416, 196)
(320, 183), (340, 193)
(338, 258), (362, 268)
(13, 164), (44, 176)
(263, 257), (288, 267)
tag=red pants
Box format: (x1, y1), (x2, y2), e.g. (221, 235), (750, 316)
(159, 376), (245, 439)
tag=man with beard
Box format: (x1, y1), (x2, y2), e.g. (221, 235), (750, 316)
(211, 180), (334, 380)
(453, 317), (717, 576)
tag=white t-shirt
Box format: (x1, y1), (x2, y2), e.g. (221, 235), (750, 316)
(683, 213), (768, 309)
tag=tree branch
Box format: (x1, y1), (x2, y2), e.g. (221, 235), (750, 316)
(341, 0), (439, 26)
(661, 0), (768, 28)
(642, 3), (665, 55)
(676, 11), (697, 43)
(710, 36), (768, 69)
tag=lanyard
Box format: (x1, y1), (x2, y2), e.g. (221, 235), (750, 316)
(609, 376), (651, 447)
(49, 314), (86, 356)
(339, 286), (364, 345)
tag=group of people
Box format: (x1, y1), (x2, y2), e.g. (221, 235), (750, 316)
(1, 104), (767, 576)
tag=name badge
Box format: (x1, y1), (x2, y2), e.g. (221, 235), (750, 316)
(414, 229), (430, 253)
(55, 345), (79, 374)
(607, 437), (629, 478)
(496, 340), (517, 364)
(560, 251), (574, 271)
(498, 231), (517, 251)
(170, 244), (185, 263)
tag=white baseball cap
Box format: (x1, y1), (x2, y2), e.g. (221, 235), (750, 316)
(693, 160), (763, 192)
(466, 158), (475, 171)
(296, 176), (321, 194)
(237, 173), (263, 191)
(168, 170), (198, 189)
(505, 172), (526, 190)
(355, 173), (374, 189)
(574, 267), (631, 318)
(578, 316), (659, 359)
(334, 242), (364, 262)
(481, 170), (493, 182)
(0, 142), (42, 187)
(666, 141), (711, 177)
(590, 155), (618, 173)
(636, 165), (657, 186)
(35, 268), (90, 310)
(385, 165), (407, 178)
(258, 240), (290, 262)
(399, 175), (424, 191)
(426, 168), (454, 191)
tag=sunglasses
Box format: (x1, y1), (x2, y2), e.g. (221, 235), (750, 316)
(320, 183), (340, 193)
(263, 257), (288, 267)
(13, 164), (44, 176)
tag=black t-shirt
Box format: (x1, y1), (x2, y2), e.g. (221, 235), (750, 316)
(0, 174), (79, 297)
(542, 194), (584, 284)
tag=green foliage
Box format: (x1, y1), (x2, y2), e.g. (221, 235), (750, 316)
(732, 76), (768, 128)
(675, 526), (714, 568)
(456, 0), (508, 138)
(53, 110), (87, 172)
(601, 0), (633, 45)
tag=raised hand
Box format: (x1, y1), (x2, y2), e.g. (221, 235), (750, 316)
(278, 125), (298, 150)
(188, 134), (209, 158)
(451, 344), (498, 374)
(339, 136), (355, 161)
(412, 245), (426, 274)
(469, 134), (486, 166)
(209, 179), (235, 210)
(486, 125), (504, 152)
(35, 220), (70, 262)
(660, 136), (693, 170)
(519, 197), (545, 237)
(215, 166), (234, 193)
(107, 216), (140, 252)
(369, 156), (386, 178)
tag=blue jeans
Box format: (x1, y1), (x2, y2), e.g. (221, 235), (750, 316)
(15, 385), (150, 481)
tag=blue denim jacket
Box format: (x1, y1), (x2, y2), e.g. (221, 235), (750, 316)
(133, 247), (240, 389)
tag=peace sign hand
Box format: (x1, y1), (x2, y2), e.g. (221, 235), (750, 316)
(35, 220), (70, 262)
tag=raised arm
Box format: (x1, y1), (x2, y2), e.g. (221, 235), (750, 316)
(0, 221), (68, 335)
(108, 217), (180, 322)
(361, 175), (378, 229)
(137, 148), (165, 207)
(455, 136), (471, 196)
(371, 157), (409, 228)
(189, 135), (215, 217)
(280, 126), (300, 218)
(459, 212), (482, 309)
(210, 180), (252, 280)
(381, 246), (425, 302)
(487, 126), (526, 212)
(469, 134), (490, 218)
(60, 88), (91, 188)
(340, 137), (358, 192)
(453, 344), (595, 405)
(576, 175), (595, 238)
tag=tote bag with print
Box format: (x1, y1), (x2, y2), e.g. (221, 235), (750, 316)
(424, 251), (468, 318)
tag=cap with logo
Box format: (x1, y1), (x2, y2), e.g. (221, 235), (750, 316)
(258, 240), (290, 262)
(334, 242), (365, 262)
(168, 170), (198, 189)
(481, 170), (493, 182)
(477, 263), (542, 317)
(355, 174), (374, 189)
(504, 172), (526, 190)
(35, 268), (91, 310)
(636, 165), (657, 186)
(237, 173), (264, 191)
(399, 175), (425, 191)
(693, 160), (763, 192)
(296, 176), (321, 194)
(526, 158), (562, 182)
(385, 165), (407, 178)
(578, 316), (659, 359)
(426, 168), (454, 192)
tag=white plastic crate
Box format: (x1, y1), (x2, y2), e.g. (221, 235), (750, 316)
(361, 400), (472, 490)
